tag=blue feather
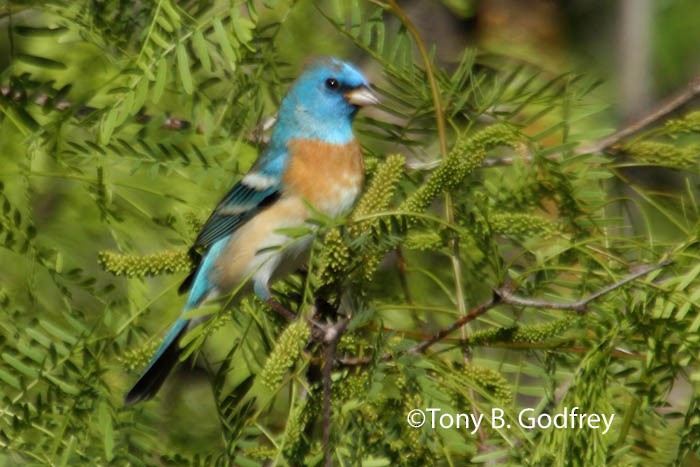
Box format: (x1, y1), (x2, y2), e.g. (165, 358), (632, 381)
(124, 237), (229, 404)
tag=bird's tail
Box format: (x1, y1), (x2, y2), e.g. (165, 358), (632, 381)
(124, 318), (189, 405)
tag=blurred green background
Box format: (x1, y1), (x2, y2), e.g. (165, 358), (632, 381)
(1, 0), (700, 464)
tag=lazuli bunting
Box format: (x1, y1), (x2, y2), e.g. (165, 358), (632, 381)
(125, 57), (378, 404)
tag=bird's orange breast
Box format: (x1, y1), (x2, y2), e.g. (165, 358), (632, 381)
(282, 138), (364, 216)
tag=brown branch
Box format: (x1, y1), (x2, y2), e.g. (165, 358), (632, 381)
(0, 85), (197, 132)
(496, 260), (671, 313)
(0, 84), (281, 142)
(264, 298), (296, 322)
(576, 75), (700, 155)
(408, 296), (497, 355)
(471, 75), (700, 168)
(338, 260), (670, 367)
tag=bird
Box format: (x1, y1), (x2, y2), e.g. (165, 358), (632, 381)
(124, 57), (379, 404)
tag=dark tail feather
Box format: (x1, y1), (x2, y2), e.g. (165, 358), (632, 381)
(124, 322), (188, 405)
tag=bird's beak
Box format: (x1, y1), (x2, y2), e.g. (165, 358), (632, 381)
(345, 85), (380, 107)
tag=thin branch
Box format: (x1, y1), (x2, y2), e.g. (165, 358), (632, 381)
(450, 74), (700, 169)
(338, 260), (670, 367)
(496, 260), (671, 313)
(386, 0), (447, 158)
(264, 298), (296, 322)
(408, 296), (497, 355)
(387, 0), (471, 373)
(0, 85), (196, 132)
(576, 75), (700, 155)
(321, 317), (349, 467)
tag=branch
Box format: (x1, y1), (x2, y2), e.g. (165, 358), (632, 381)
(408, 296), (497, 355)
(0, 85), (197, 132)
(464, 75), (700, 169)
(496, 260), (671, 313)
(264, 298), (296, 322)
(338, 260), (670, 366)
(387, 0), (471, 372)
(320, 317), (348, 467)
(576, 76), (700, 155)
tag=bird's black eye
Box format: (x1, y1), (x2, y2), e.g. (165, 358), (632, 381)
(325, 78), (339, 90)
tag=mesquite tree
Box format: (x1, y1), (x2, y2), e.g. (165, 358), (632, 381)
(1, 1), (699, 465)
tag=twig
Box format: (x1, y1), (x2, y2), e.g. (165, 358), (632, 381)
(264, 298), (296, 322)
(496, 260), (671, 313)
(576, 76), (700, 155)
(0, 85), (197, 132)
(388, 0), (471, 372)
(321, 317), (349, 467)
(408, 296), (497, 355)
(432, 75), (700, 170)
(338, 260), (670, 367)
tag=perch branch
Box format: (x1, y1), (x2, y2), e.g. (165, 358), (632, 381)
(496, 260), (671, 313)
(576, 75), (700, 155)
(338, 260), (670, 366)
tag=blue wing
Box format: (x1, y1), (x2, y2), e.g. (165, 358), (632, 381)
(178, 168), (282, 294)
(126, 165), (284, 404)
(195, 180), (280, 249)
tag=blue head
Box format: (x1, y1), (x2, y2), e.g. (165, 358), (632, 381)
(271, 57), (379, 146)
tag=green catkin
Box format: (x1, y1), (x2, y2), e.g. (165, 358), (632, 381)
(98, 250), (193, 277)
(183, 211), (205, 233)
(351, 153), (406, 235)
(400, 123), (520, 218)
(318, 228), (351, 286)
(664, 110), (700, 134)
(260, 319), (311, 389)
(459, 364), (513, 405)
(282, 396), (318, 462)
(242, 446), (277, 461)
(333, 373), (368, 402)
(489, 212), (558, 237)
(316, 153), (406, 287)
(404, 230), (444, 251)
(468, 316), (578, 345)
(621, 141), (698, 170)
(118, 340), (162, 372)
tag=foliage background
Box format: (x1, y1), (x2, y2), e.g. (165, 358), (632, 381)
(1, 0), (700, 465)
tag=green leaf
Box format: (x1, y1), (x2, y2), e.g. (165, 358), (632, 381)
(15, 53), (67, 70)
(16, 341), (45, 363)
(161, 0), (181, 28)
(153, 58), (168, 102)
(132, 77), (150, 114)
(156, 14), (175, 33)
(2, 353), (38, 378)
(99, 109), (118, 144)
(176, 43), (194, 94)
(213, 18), (238, 67)
(98, 401), (115, 461)
(14, 26), (68, 36)
(0, 367), (21, 389)
(361, 458), (392, 467)
(8, 105), (40, 132)
(39, 320), (77, 345)
(232, 17), (255, 49)
(57, 436), (76, 467)
(26, 327), (52, 347)
(45, 374), (80, 395)
(192, 30), (212, 72)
